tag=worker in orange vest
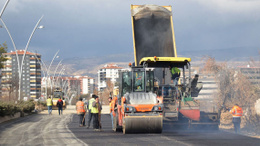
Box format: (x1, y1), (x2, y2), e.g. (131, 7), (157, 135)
(111, 96), (118, 117)
(76, 97), (86, 127)
(111, 96), (118, 130)
(229, 104), (243, 133)
(156, 90), (163, 104)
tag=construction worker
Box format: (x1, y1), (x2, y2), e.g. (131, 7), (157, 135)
(87, 94), (96, 129)
(97, 96), (102, 130)
(57, 97), (63, 115)
(135, 73), (144, 91)
(157, 90), (163, 104)
(76, 98), (86, 127)
(108, 97), (113, 128)
(46, 96), (53, 115)
(229, 104), (243, 133)
(169, 65), (180, 85)
(111, 96), (118, 117)
(91, 96), (100, 131)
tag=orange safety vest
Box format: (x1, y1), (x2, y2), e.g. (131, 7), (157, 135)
(111, 97), (118, 116)
(230, 105), (243, 117)
(76, 101), (85, 114)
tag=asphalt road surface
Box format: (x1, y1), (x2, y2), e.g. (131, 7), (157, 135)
(1, 108), (260, 146)
(0, 109), (86, 146)
(68, 113), (260, 146)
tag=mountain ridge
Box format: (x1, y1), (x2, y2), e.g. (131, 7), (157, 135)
(52, 47), (259, 78)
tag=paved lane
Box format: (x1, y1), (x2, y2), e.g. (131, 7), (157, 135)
(1, 107), (259, 146)
(0, 109), (86, 146)
(68, 114), (260, 146)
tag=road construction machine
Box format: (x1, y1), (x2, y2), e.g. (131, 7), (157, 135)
(112, 66), (163, 134)
(52, 88), (66, 109)
(111, 4), (219, 134)
(139, 57), (219, 130)
(132, 4), (219, 130)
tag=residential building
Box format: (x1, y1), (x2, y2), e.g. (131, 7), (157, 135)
(197, 73), (218, 100)
(42, 76), (95, 98)
(74, 76), (95, 95)
(1, 50), (41, 99)
(98, 64), (123, 91)
(238, 66), (260, 85)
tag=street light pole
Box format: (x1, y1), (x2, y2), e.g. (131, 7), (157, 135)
(40, 59), (49, 99)
(0, 16), (44, 100)
(45, 50), (60, 98)
(34, 54), (48, 77)
(18, 15), (44, 100)
(47, 50), (59, 76)
(33, 52), (48, 100)
(50, 59), (62, 92)
(62, 79), (69, 95)
(0, 18), (21, 85)
(53, 60), (63, 79)
(0, 0), (10, 18)
(57, 66), (65, 80)
(20, 15), (44, 77)
(54, 66), (65, 88)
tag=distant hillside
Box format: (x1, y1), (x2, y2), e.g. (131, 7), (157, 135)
(55, 53), (134, 77)
(178, 47), (259, 61)
(48, 47), (259, 78)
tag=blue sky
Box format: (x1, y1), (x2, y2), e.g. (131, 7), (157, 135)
(0, 0), (260, 61)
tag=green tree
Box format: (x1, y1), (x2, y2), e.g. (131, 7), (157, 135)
(0, 42), (8, 69)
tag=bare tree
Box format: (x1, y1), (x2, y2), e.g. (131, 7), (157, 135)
(201, 56), (260, 134)
(1, 72), (19, 101)
(64, 79), (81, 105)
(100, 78), (114, 105)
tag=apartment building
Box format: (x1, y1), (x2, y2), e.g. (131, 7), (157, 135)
(1, 50), (41, 99)
(238, 66), (260, 85)
(97, 64), (122, 91)
(74, 76), (95, 95)
(43, 76), (95, 97)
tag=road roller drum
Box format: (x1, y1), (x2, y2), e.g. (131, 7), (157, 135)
(123, 115), (163, 134)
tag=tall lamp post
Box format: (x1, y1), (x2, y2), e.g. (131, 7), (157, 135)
(45, 50), (60, 98)
(50, 59), (63, 93)
(0, 16), (44, 100)
(0, 0), (10, 18)
(34, 54), (54, 99)
(34, 53), (62, 100)
(52, 60), (63, 81)
(54, 66), (65, 89)
(33, 52), (48, 100)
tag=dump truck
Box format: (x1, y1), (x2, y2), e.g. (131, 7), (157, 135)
(130, 4), (219, 130)
(112, 4), (219, 134)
